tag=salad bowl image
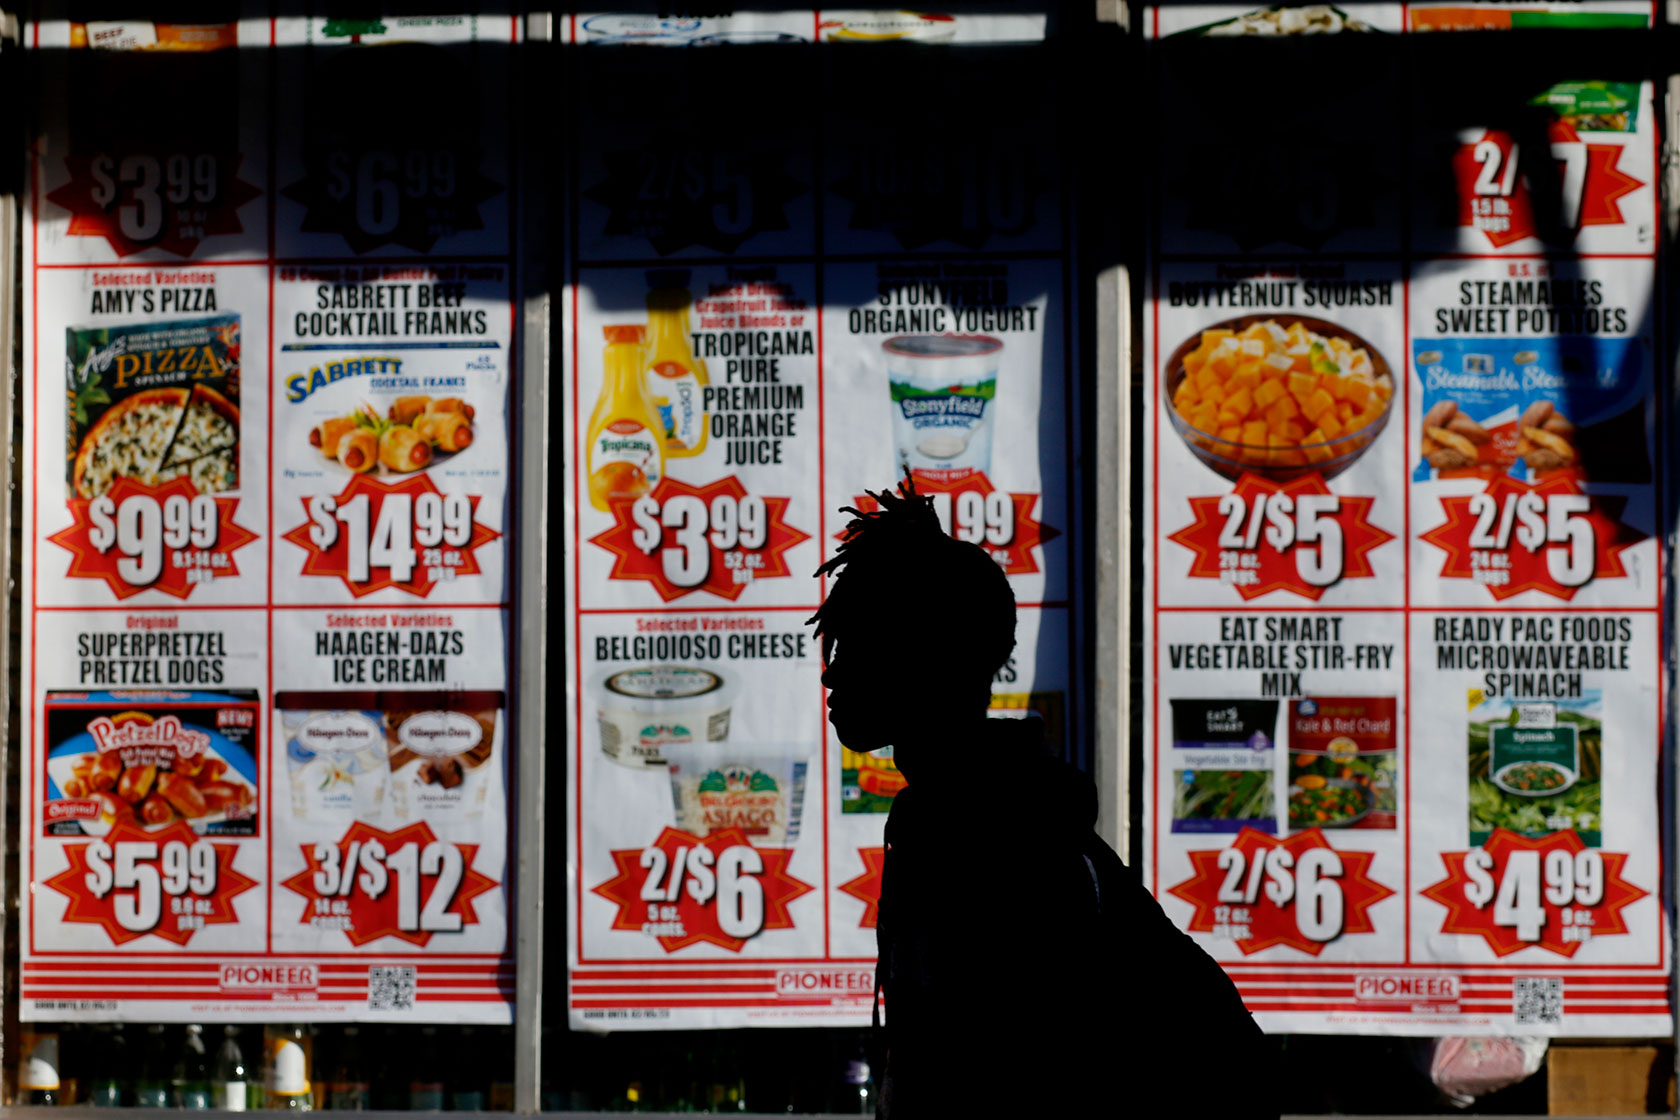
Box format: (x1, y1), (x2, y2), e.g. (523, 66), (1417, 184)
(1165, 315), (1394, 482)
(1492, 759), (1576, 798)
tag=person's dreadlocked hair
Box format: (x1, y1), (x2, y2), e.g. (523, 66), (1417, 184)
(809, 475), (1016, 688)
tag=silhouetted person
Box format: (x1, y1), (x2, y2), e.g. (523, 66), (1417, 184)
(813, 478), (1277, 1118)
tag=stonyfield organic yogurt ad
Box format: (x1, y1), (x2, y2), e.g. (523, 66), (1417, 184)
(883, 334), (1001, 482)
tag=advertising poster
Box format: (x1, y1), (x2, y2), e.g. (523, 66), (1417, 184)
(1144, 7), (1670, 1035)
(563, 27), (1077, 1027)
(20, 15), (520, 1023)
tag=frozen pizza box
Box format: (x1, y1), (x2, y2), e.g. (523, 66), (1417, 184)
(65, 314), (241, 499)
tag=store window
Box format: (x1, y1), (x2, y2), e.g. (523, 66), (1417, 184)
(7, 3), (1676, 1117)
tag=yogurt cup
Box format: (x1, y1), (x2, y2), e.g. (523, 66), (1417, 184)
(590, 664), (739, 770)
(883, 334), (1002, 482)
(665, 740), (810, 846)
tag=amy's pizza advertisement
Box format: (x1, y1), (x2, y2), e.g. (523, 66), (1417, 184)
(34, 266), (271, 608)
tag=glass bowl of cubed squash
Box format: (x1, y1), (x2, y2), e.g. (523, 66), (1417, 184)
(1165, 315), (1395, 482)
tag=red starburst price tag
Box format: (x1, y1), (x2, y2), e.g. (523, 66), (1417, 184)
(42, 820), (257, 946)
(1420, 830), (1648, 957)
(1420, 475), (1643, 600)
(591, 476), (810, 602)
(1166, 827), (1395, 956)
(837, 846), (886, 930)
(844, 472), (1057, 576)
(1452, 123), (1642, 249)
(49, 476), (258, 600)
(283, 473), (501, 598)
(278, 821), (500, 948)
(48, 151), (263, 258)
(1167, 473), (1392, 600)
(591, 826), (814, 953)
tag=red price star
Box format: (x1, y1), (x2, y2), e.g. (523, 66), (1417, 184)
(278, 821), (500, 948)
(842, 471), (1057, 577)
(1420, 830), (1647, 957)
(1167, 472), (1392, 601)
(1451, 123), (1643, 249)
(591, 476), (810, 603)
(836, 846), (886, 929)
(49, 476), (258, 600)
(43, 820), (257, 947)
(49, 152), (263, 258)
(1167, 827), (1394, 956)
(1420, 474), (1643, 600)
(282, 472), (501, 598)
(592, 826), (814, 953)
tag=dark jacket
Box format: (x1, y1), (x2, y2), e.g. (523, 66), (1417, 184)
(875, 720), (1277, 1117)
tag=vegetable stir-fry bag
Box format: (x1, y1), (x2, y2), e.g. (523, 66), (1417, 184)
(1429, 1036), (1547, 1107)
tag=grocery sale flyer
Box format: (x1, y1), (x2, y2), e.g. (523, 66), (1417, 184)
(19, 16), (521, 1023)
(1143, 8), (1670, 1036)
(561, 32), (1079, 1028)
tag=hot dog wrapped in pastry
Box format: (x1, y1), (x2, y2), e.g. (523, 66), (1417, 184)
(379, 426), (433, 473)
(415, 409), (474, 453)
(337, 429), (378, 474)
(429, 397), (476, 421)
(312, 415), (358, 458)
(157, 770), (210, 819)
(389, 396), (433, 426)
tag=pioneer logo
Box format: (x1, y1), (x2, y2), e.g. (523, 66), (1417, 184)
(1355, 973), (1460, 1003)
(775, 968), (874, 998)
(219, 964), (318, 992)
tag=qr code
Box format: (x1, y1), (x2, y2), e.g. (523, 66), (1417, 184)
(1514, 977), (1562, 1026)
(368, 966), (417, 1011)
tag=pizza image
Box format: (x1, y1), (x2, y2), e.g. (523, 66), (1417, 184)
(65, 314), (242, 499)
(72, 387), (187, 499)
(70, 384), (242, 499)
(164, 384), (239, 466)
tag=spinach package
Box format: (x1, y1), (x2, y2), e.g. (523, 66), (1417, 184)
(1467, 692), (1601, 847)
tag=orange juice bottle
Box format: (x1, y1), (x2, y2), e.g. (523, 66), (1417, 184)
(643, 270), (709, 458)
(587, 325), (665, 512)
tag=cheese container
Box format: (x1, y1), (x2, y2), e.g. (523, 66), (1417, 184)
(665, 740), (810, 847)
(589, 664), (738, 770)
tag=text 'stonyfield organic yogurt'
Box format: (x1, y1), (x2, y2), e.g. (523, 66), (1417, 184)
(883, 334), (1001, 482)
(590, 665), (739, 770)
(665, 741), (809, 847)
